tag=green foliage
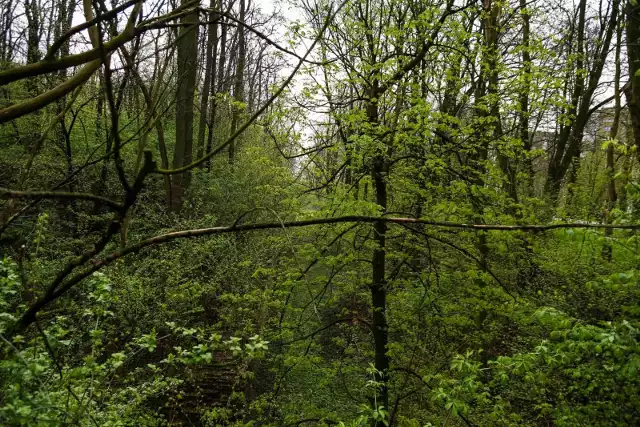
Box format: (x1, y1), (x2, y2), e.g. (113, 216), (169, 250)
(0, 0), (637, 424)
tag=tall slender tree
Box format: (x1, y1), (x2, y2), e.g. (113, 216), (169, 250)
(546, 0), (621, 197)
(171, 0), (200, 211)
(228, 0), (245, 164)
(626, 0), (640, 156)
(196, 0), (218, 163)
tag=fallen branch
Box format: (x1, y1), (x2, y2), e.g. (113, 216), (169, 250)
(11, 213), (639, 334)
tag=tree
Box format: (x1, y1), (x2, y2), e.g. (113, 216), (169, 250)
(546, 0), (621, 197)
(228, 0), (245, 164)
(171, 0), (200, 211)
(626, 0), (640, 156)
(603, 15), (623, 260)
(196, 0), (218, 163)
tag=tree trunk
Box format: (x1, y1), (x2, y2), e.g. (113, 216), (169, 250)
(546, 0), (587, 197)
(483, 0), (517, 204)
(205, 0), (221, 170)
(217, 4), (228, 96)
(24, 0), (41, 68)
(519, 0), (533, 191)
(228, 0), (246, 165)
(196, 0), (218, 163)
(546, 0), (620, 197)
(171, 0), (200, 212)
(24, 0), (43, 148)
(224, 32), (238, 95)
(471, 12), (490, 265)
(367, 83), (389, 423)
(603, 18), (623, 260)
(627, 0), (640, 157)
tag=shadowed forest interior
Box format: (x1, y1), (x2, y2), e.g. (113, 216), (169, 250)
(1, 0), (640, 425)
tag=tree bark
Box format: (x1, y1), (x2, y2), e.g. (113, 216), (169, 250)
(171, 0), (199, 212)
(483, 0), (517, 204)
(228, 0), (245, 165)
(546, 0), (620, 197)
(603, 16), (623, 260)
(217, 2), (228, 96)
(196, 0), (218, 163)
(626, 0), (640, 157)
(205, 0), (220, 170)
(519, 0), (533, 191)
(471, 10), (490, 265)
(367, 83), (389, 423)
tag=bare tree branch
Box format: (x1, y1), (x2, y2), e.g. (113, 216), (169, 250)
(0, 187), (123, 210)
